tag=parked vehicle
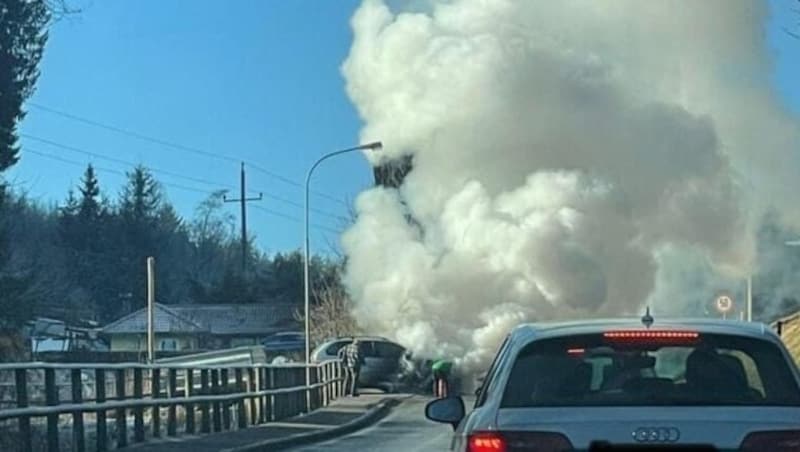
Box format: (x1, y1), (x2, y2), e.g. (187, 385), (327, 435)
(426, 316), (800, 451)
(262, 331), (305, 353)
(311, 336), (407, 392)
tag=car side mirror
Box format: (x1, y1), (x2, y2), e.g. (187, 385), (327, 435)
(425, 396), (465, 430)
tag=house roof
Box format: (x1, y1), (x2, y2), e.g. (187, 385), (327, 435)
(103, 303), (298, 336)
(171, 304), (297, 335)
(103, 303), (207, 334)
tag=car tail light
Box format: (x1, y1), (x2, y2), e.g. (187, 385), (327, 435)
(603, 330), (699, 344)
(468, 431), (573, 452)
(740, 430), (800, 451)
(468, 432), (506, 452)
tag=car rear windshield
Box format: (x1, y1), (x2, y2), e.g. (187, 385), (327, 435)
(501, 332), (800, 407)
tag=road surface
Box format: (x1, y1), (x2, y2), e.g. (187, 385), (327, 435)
(288, 395), (454, 452)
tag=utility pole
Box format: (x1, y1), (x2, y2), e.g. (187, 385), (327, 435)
(224, 163), (262, 273)
(146, 257), (156, 364)
(746, 275), (753, 322)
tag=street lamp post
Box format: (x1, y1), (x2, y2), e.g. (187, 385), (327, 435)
(303, 141), (382, 410)
(746, 275), (752, 322)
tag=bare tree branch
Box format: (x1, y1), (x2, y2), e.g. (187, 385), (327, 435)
(294, 278), (360, 346)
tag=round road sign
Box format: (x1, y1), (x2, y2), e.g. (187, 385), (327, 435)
(715, 295), (733, 313)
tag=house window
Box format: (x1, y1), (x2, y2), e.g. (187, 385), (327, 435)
(159, 339), (178, 351)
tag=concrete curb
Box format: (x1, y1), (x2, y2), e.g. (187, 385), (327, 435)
(222, 397), (403, 452)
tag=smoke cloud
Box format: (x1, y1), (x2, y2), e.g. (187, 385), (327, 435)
(340, 0), (800, 372)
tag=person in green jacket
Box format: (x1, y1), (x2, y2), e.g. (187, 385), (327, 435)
(432, 359), (453, 398)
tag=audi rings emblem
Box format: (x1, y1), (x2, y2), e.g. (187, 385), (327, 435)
(632, 427), (681, 443)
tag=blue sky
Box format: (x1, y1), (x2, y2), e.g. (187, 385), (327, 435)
(9, 0), (364, 254)
(6, 0), (800, 254)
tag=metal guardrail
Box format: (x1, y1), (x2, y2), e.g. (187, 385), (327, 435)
(0, 360), (343, 452)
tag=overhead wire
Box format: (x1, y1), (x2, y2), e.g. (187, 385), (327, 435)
(250, 204), (341, 235)
(24, 148), (214, 195)
(23, 147), (341, 235)
(26, 101), (351, 206)
(16, 130), (347, 221)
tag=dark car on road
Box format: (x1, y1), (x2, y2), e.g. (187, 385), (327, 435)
(262, 331), (305, 353)
(311, 336), (408, 392)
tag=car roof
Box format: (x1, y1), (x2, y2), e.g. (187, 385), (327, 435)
(510, 317), (773, 344)
(314, 336), (402, 349)
(332, 335), (393, 342)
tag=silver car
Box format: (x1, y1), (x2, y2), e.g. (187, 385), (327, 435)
(311, 336), (407, 391)
(426, 317), (800, 451)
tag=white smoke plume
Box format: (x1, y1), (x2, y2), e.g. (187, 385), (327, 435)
(340, 0), (800, 372)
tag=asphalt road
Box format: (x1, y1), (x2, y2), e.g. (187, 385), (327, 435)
(288, 395), (455, 452)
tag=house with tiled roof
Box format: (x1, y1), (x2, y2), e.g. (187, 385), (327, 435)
(102, 303), (297, 352)
(102, 304), (207, 352)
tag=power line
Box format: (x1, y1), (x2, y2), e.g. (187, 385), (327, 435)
(24, 148), (213, 195)
(19, 131), (346, 220)
(246, 162), (348, 206)
(21, 132), (236, 192)
(27, 102), (239, 164)
(251, 186), (347, 222)
(22, 147), (342, 235)
(250, 204), (341, 235)
(26, 102), (351, 206)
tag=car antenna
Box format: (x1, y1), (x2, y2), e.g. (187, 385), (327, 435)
(641, 306), (654, 329)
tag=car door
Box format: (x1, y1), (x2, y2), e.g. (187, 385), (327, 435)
(452, 335), (512, 451)
(370, 341), (405, 382)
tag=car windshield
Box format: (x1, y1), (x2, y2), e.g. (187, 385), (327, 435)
(501, 332), (800, 407)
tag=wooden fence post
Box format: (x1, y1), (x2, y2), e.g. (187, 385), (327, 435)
(248, 368), (258, 425)
(200, 369), (210, 434)
(221, 368), (231, 430)
(321, 364), (328, 406)
(151, 368), (161, 438)
(95, 369), (107, 452)
(15, 368), (31, 452)
(71, 369), (85, 452)
(44, 368), (59, 452)
(115, 369), (127, 448)
(268, 367), (275, 422)
(235, 368), (246, 429)
(167, 368), (177, 436)
(211, 369), (222, 432)
(259, 368), (267, 424)
(133, 368), (144, 443)
(185, 369), (195, 434)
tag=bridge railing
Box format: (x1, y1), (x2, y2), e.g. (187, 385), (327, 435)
(0, 361), (342, 452)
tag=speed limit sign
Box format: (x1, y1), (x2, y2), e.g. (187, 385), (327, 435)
(715, 294), (734, 313)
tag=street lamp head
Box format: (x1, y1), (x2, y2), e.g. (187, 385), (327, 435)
(786, 240), (800, 247)
(361, 141), (383, 151)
